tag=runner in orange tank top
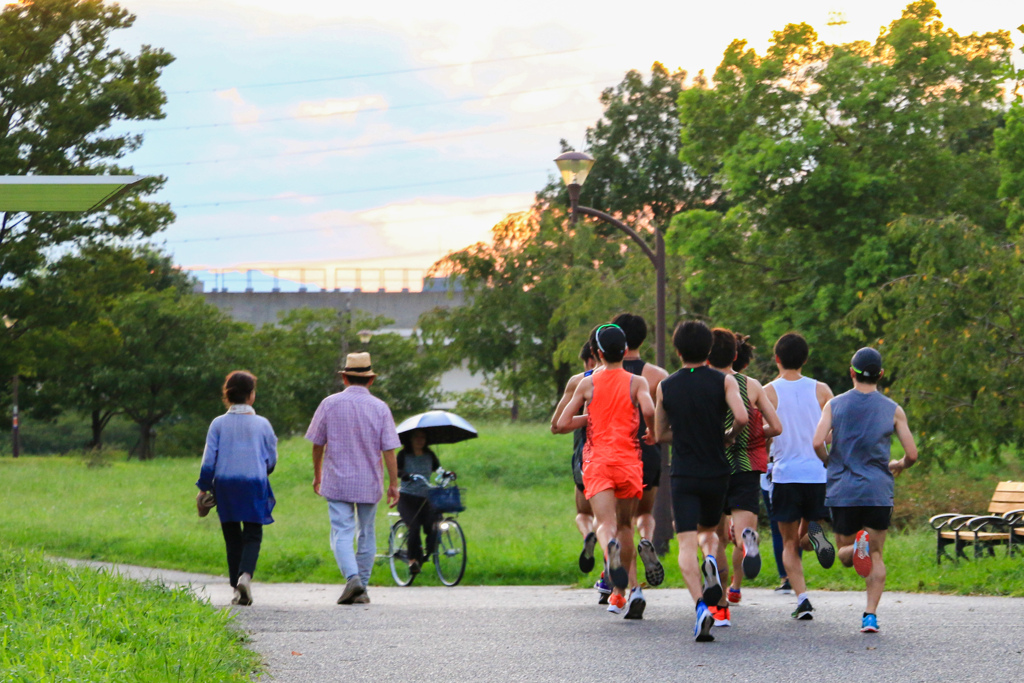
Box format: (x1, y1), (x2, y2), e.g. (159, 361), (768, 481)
(557, 324), (655, 619)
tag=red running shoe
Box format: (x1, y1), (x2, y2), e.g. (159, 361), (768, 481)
(853, 530), (873, 577)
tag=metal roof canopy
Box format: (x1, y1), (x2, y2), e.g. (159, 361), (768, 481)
(0, 175), (145, 213)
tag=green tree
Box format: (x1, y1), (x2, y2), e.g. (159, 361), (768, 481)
(668, 1), (1013, 385)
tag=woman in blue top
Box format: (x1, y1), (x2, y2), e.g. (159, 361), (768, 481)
(197, 370), (278, 606)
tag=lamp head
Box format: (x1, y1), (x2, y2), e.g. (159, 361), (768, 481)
(357, 329), (374, 344)
(554, 151), (595, 188)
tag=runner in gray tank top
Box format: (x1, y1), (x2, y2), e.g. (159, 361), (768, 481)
(813, 347), (919, 634)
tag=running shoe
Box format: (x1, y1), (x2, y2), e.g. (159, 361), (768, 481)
(624, 587), (646, 620)
(808, 521), (835, 569)
(637, 539), (665, 587)
(741, 528), (762, 579)
(860, 613), (879, 633)
(694, 600), (715, 642)
(727, 587), (742, 604)
(853, 530), (873, 578)
(791, 597), (814, 620)
(710, 605), (731, 627)
(579, 532), (597, 573)
(774, 579), (793, 594)
(607, 593), (626, 615)
(595, 573), (611, 605)
(701, 555), (723, 606)
(607, 539), (629, 589)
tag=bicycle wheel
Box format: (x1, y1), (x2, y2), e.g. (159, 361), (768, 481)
(434, 518), (466, 586)
(388, 520), (416, 587)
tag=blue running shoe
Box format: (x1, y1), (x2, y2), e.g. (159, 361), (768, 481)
(861, 613), (879, 633)
(694, 600), (715, 642)
(701, 555), (723, 606)
(595, 573), (612, 605)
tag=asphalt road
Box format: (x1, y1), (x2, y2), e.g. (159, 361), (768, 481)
(69, 560), (1024, 682)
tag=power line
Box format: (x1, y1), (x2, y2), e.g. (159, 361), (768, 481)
(165, 205), (535, 244)
(167, 45), (604, 95)
(143, 117), (594, 169)
(175, 169), (546, 209)
(143, 77), (617, 134)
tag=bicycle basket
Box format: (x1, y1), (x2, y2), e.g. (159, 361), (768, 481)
(428, 485), (465, 513)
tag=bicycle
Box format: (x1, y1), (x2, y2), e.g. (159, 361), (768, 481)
(384, 470), (467, 587)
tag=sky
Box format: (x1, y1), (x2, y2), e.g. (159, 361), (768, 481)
(98, 0), (1022, 292)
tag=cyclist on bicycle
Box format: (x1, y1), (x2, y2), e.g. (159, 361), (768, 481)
(397, 429), (442, 575)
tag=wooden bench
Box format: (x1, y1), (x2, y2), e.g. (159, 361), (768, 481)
(929, 481), (1024, 564)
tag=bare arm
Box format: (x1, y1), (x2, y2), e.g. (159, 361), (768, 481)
(723, 374), (748, 443)
(890, 405), (918, 476)
(654, 383), (672, 443)
(812, 401), (833, 464)
(642, 364), (669, 403)
(551, 374), (582, 434)
(383, 448), (399, 507)
(633, 375), (657, 445)
(556, 378), (591, 433)
(765, 383), (778, 409)
(816, 381), (834, 410)
(312, 443), (325, 495)
(750, 379), (782, 439)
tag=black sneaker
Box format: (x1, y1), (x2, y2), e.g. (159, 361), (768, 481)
(637, 539), (665, 586)
(607, 539), (628, 589)
(624, 587), (646, 620)
(701, 555), (723, 606)
(774, 579), (793, 594)
(808, 521), (835, 569)
(791, 597), (814, 620)
(579, 532), (597, 573)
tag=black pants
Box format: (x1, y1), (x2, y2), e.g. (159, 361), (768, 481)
(397, 493), (440, 563)
(221, 522), (262, 588)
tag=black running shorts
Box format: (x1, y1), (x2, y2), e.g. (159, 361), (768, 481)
(723, 471), (762, 515)
(641, 444), (662, 491)
(769, 482), (828, 523)
(830, 506), (892, 536)
(672, 475), (729, 533)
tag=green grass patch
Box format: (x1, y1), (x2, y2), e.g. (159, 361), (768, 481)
(0, 546), (260, 681)
(1, 421), (1023, 594)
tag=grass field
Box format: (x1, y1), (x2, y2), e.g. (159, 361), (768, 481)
(0, 546), (260, 681)
(2, 421), (1024, 594)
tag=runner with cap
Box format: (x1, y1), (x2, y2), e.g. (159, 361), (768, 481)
(611, 312), (668, 587)
(557, 324), (656, 619)
(764, 332), (836, 621)
(812, 347), (919, 633)
(706, 329), (782, 627)
(550, 335), (607, 601)
(654, 320), (748, 642)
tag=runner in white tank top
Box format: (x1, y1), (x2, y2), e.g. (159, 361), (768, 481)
(764, 333), (834, 622)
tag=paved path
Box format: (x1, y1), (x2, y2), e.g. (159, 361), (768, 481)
(66, 559), (1024, 682)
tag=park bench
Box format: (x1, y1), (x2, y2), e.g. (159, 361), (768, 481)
(929, 481), (1024, 564)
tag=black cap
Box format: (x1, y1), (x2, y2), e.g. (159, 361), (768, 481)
(851, 347), (883, 379)
(595, 324), (627, 356)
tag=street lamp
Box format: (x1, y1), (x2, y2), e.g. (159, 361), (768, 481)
(357, 329), (374, 347)
(555, 150), (672, 552)
(3, 316), (18, 459)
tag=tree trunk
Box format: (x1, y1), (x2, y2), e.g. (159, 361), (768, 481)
(88, 410), (103, 449)
(136, 420), (156, 460)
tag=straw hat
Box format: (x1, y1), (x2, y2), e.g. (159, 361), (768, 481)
(341, 352), (377, 377)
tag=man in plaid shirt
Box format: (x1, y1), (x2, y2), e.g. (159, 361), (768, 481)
(307, 352), (401, 605)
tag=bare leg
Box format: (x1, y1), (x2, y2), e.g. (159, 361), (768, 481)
(616, 497), (640, 589)
(865, 529), (887, 613)
(575, 488), (595, 538)
(836, 533), (856, 568)
(634, 487), (657, 541)
(677, 531), (703, 603)
(715, 515), (732, 604)
(729, 509), (758, 591)
(589, 490), (625, 598)
(779, 520), (807, 596)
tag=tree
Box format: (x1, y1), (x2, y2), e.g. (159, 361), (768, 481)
(19, 245), (195, 447)
(668, 1), (1014, 385)
(93, 290), (243, 459)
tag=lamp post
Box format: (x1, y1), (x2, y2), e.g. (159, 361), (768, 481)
(3, 316), (18, 459)
(555, 151), (672, 553)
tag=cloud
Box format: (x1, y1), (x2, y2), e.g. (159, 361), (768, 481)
(215, 88), (261, 126)
(292, 95), (389, 122)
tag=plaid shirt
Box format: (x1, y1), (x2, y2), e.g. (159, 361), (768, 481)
(305, 386), (402, 503)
